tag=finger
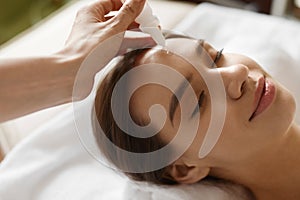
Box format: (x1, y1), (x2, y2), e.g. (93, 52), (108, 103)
(104, 13), (116, 21)
(111, 0), (146, 31)
(83, 0), (123, 22)
(87, 0), (123, 14)
(105, 13), (139, 29)
(127, 21), (140, 30)
(118, 36), (156, 55)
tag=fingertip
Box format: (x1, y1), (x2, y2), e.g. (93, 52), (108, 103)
(112, 0), (146, 30)
(122, 0), (146, 18)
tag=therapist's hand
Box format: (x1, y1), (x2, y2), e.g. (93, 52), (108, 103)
(64, 0), (147, 55)
(59, 0), (154, 100)
(0, 0), (153, 122)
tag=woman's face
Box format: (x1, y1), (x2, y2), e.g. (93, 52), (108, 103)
(129, 38), (296, 168)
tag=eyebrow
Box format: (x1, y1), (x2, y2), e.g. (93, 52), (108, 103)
(163, 31), (205, 57)
(163, 32), (205, 47)
(163, 32), (205, 125)
(169, 76), (192, 126)
(164, 33), (205, 58)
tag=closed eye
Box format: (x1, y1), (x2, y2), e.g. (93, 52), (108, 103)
(210, 48), (224, 68)
(191, 90), (205, 118)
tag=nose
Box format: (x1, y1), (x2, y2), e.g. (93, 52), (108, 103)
(218, 64), (249, 100)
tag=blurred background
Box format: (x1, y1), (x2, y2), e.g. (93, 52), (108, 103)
(1, 0), (300, 47)
(1, 0), (300, 46)
(0, 0), (73, 45)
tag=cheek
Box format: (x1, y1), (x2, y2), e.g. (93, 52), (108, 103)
(207, 120), (266, 163)
(209, 87), (296, 161)
(208, 109), (249, 159)
(203, 94), (267, 160)
(222, 53), (263, 72)
(183, 115), (211, 159)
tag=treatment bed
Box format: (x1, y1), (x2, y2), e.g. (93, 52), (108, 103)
(0, 0), (299, 199)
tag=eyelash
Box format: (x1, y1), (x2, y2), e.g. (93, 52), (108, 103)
(210, 48), (224, 68)
(193, 48), (224, 114)
(192, 90), (205, 117)
(198, 91), (205, 107)
(192, 48), (223, 116)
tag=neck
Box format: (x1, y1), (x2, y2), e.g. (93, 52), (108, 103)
(219, 123), (300, 200)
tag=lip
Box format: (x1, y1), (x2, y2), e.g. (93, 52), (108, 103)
(249, 76), (276, 121)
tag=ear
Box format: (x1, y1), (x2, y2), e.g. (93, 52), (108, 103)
(167, 163), (210, 184)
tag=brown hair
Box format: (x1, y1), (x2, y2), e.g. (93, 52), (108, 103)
(94, 49), (176, 185)
(93, 44), (256, 199)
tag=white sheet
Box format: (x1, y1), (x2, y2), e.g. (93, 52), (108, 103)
(1, 3), (300, 200)
(0, 105), (128, 200)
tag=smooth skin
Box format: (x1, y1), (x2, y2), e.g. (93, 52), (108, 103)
(0, 0), (150, 122)
(130, 38), (300, 200)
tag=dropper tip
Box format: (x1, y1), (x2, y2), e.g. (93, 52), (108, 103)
(140, 26), (166, 48)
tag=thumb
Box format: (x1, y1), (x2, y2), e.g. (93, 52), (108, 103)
(111, 0), (146, 31)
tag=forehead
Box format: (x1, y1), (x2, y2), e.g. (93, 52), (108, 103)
(136, 37), (212, 71)
(138, 38), (201, 64)
(129, 38), (208, 127)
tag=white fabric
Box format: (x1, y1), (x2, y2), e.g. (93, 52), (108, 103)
(1, 3), (300, 200)
(0, 105), (128, 200)
(124, 181), (252, 200)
